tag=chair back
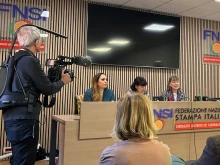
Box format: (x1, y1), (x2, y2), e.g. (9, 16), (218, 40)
(74, 95), (84, 115)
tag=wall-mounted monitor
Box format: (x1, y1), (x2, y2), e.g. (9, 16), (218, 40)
(87, 3), (180, 69)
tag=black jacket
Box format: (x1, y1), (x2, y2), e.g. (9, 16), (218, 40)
(185, 135), (220, 165)
(3, 49), (64, 121)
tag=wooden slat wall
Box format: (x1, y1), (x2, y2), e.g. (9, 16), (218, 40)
(0, 0), (220, 157)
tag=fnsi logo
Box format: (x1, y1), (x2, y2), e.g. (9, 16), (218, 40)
(204, 30), (220, 54)
(202, 29), (220, 64)
(0, 3), (47, 34)
(0, 3), (47, 21)
(0, 3), (47, 51)
(153, 109), (173, 131)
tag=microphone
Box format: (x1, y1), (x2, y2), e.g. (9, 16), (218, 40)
(182, 96), (191, 101)
(71, 56), (92, 67)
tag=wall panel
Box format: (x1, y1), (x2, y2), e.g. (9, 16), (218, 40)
(0, 0), (220, 160)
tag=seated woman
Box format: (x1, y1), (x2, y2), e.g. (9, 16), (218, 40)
(161, 76), (186, 101)
(126, 76), (149, 96)
(84, 73), (115, 101)
(99, 94), (171, 165)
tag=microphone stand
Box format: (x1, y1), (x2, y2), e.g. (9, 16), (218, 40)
(8, 24), (68, 56)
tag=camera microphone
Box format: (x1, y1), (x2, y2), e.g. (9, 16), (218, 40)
(71, 56), (92, 67)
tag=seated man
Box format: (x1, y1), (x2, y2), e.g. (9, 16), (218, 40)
(185, 135), (220, 165)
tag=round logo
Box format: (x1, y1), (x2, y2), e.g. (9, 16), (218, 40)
(9, 19), (32, 35)
(210, 42), (220, 54)
(154, 119), (164, 131)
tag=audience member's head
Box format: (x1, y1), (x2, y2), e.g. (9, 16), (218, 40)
(113, 94), (157, 140)
(100, 94), (172, 165)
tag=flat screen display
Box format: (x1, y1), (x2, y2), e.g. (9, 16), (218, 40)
(87, 4), (180, 69)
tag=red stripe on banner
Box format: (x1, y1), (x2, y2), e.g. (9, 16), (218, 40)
(175, 122), (220, 131)
(203, 56), (220, 64)
(0, 40), (45, 51)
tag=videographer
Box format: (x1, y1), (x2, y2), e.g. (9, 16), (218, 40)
(2, 26), (71, 165)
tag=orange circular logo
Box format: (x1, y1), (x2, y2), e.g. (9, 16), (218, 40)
(14, 21), (27, 32)
(9, 19), (32, 35)
(155, 119), (164, 131)
(210, 42), (220, 54)
(213, 42), (220, 53)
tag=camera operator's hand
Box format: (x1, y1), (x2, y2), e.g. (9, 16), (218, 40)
(61, 70), (71, 85)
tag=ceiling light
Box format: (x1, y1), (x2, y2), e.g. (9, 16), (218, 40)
(88, 48), (111, 52)
(144, 24), (174, 31)
(108, 40), (129, 45)
(215, 0), (220, 2)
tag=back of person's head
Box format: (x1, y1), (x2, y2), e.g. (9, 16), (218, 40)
(130, 76), (147, 91)
(167, 75), (179, 91)
(91, 72), (106, 101)
(113, 94), (157, 140)
(17, 26), (40, 47)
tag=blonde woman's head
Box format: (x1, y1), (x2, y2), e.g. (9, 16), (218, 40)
(114, 94), (157, 140)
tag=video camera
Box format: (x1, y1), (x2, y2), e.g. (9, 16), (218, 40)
(45, 55), (91, 83)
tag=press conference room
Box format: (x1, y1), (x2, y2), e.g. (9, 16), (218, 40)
(1, 0), (220, 165)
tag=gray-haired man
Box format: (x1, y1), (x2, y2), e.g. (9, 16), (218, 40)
(3, 26), (71, 165)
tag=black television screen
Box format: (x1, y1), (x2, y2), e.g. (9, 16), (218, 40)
(87, 4), (180, 69)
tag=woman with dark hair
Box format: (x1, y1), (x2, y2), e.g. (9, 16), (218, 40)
(161, 76), (186, 101)
(127, 76), (148, 96)
(83, 73), (115, 101)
